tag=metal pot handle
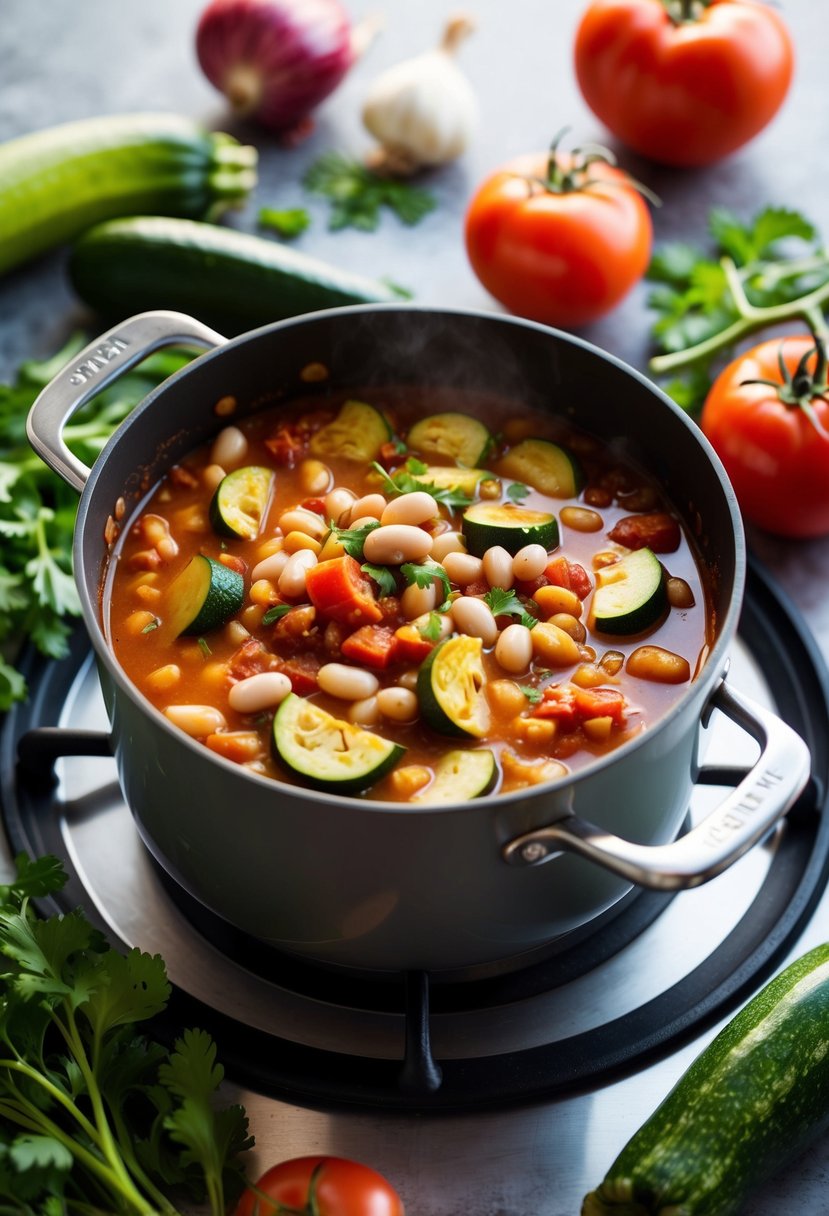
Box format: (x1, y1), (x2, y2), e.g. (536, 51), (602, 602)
(26, 310), (226, 493)
(502, 679), (810, 889)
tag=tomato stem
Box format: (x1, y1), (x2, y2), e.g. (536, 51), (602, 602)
(662, 0), (712, 25)
(650, 255), (829, 376)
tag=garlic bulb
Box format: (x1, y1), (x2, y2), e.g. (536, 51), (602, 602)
(362, 16), (478, 174)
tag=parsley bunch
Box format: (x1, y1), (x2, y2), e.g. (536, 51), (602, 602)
(303, 152), (436, 232)
(647, 206), (829, 413)
(0, 853), (251, 1214)
(371, 458), (474, 511)
(0, 337), (192, 709)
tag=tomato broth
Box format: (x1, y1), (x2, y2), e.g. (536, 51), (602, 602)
(105, 387), (712, 803)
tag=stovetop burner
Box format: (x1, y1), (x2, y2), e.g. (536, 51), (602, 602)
(2, 559), (828, 1114)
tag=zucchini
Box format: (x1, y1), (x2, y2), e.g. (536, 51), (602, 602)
(407, 413), (493, 467)
(497, 437), (584, 498)
(273, 693), (405, 793)
(582, 943), (829, 1216)
(417, 636), (490, 738)
(413, 749), (497, 803)
(164, 554), (244, 637)
(462, 501), (559, 557)
(210, 465), (274, 540)
(69, 216), (404, 332)
(0, 112), (257, 277)
(421, 465), (489, 496)
(590, 548), (667, 635)
(309, 399), (391, 462)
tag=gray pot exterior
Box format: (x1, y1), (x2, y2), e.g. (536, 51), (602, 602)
(75, 307), (744, 973)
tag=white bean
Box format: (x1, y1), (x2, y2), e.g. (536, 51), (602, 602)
(376, 686), (419, 722)
(278, 507), (327, 539)
(210, 425), (247, 469)
(318, 663), (379, 701)
(442, 551), (484, 585)
(495, 623), (534, 673)
(397, 669), (420, 690)
(228, 672), (292, 714)
(251, 551), (289, 582)
(482, 545), (514, 590)
(380, 491), (439, 527)
(401, 579), (439, 619)
(325, 487), (356, 523)
(348, 493), (387, 522)
(202, 463), (227, 493)
(430, 531), (467, 562)
(278, 549), (318, 598)
(164, 704), (227, 737)
(512, 543), (549, 581)
(299, 459), (332, 496)
(362, 524), (432, 565)
(412, 612), (453, 642)
(348, 695), (380, 725)
(451, 596), (498, 646)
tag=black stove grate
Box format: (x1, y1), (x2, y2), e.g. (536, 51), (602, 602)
(2, 558), (828, 1113)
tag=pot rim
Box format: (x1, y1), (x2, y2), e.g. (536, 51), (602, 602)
(74, 303), (747, 816)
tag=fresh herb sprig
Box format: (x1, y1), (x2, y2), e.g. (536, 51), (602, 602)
(647, 206), (829, 412)
(361, 562), (397, 597)
(257, 206), (311, 239)
(483, 587), (538, 630)
(505, 482), (530, 504)
(329, 519), (381, 560)
(0, 853), (251, 1213)
(0, 337), (193, 709)
(401, 560), (453, 610)
(371, 459), (474, 511)
(303, 152), (436, 232)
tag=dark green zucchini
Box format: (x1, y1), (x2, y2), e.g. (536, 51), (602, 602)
(69, 216), (405, 332)
(582, 943), (829, 1216)
(0, 112), (257, 276)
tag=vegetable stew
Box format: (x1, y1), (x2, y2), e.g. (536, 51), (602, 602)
(105, 388), (712, 803)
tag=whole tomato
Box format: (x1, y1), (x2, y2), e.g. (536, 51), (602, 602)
(464, 139), (653, 328)
(574, 0), (794, 167)
(700, 336), (829, 537)
(235, 1156), (405, 1216)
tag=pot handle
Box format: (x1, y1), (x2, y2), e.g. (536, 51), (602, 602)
(26, 310), (226, 493)
(502, 679), (810, 890)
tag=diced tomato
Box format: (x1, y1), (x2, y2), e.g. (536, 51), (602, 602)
(304, 556), (383, 626)
(514, 575), (549, 598)
(394, 623), (436, 663)
(341, 625), (399, 669)
(301, 497), (328, 515)
(607, 513), (681, 553)
(265, 426), (306, 467)
(532, 683), (627, 729)
(168, 464), (199, 489)
(531, 685), (578, 726)
(218, 552), (247, 575)
(463, 578), (490, 597)
(278, 653), (322, 694)
(573, 686), (627, 725)
(228, 639), (275, 681)
(377, 440), (406, 471)
(377, 595), (403, 626)
(544, 556), (593, 599)
(273, 605), (319, 651)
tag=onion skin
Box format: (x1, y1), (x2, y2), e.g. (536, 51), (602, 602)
(196, 0), (354, 133)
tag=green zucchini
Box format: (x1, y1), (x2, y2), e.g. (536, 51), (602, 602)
(582, 943), (829, 1216)
(421, 465), (489, 496)
(210, 465), (275, 540)
(164, 554), (244, 637)
(413, 749), (497, 803)
(462, 501), (559, 557)
(309, 400), (392, 462)
(407, 413), (493, 467)
(590, 548), (666, 635)
(497, 437), (584, 497)
(69, 216), (404, 332)
(273, 693), (405, 793)
(0, 112), (257, 277)
(417, 636), (490, 739)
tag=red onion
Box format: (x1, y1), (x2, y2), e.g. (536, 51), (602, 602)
(195, 0), (356, 134)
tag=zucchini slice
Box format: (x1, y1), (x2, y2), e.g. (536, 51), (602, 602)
(418, 636), (490, 739)
(413, 749), (497, 803)
(407, 412), (493, 467)
(421, 465), (488, 496)
(273, 693), (405, 793)
(497, 438), (583, 497)
(165, 554), (244, 637)
(209, 465), (274, 540)
(590, 548), (667, 635)
(309, 399), (391, 462)
(462, 502), (559, 557)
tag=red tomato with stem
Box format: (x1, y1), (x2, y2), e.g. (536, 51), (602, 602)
(235, 1156), (405, 1216)
(700, 335), (829, 537)
(574, 0), (794, 167)
(464, 137), (653, 328)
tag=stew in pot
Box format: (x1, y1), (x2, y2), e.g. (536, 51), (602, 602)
(105, 386), (712, 803)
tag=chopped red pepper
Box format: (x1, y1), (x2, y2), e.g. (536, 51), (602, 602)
(544, 556), (593, 599)
(394, 623), (436, 664)
(304, 555), (383, 626)
(228, 639), (275, 682)
(341, 625), (399, 669)
(277, 653), (322, 694)
(301, 496), (328, 515)
(607, 513), (681, 554)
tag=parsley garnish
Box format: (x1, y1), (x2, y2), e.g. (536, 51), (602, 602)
(330, 518), (381, 559)
(0, 852), (251, 1212)
(361, 562), (397, 597)
(418, 611), (444, 642)
(370, 461), (474, 511)
(141, 617), (160, 633)
(506, 481), (530, 503)
(401, 560), (453, 610)
(262, 604), (292, 625)
(519, 685), (543, 704)
(197, 637), (212, 658)
(483, 587), (538, 629)
(303, 151), (436, 232)
(258, 205), (311, 238)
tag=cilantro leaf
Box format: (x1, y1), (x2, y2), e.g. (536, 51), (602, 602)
(262, 604), (292, 625)
(330, 519), (380, 559)
(519, 685), (543, 704)
(361, 562), (397, 597)
(483, 587), (538, 629)
(506, 482), (530, 503)
(370, 461), (474, 511)
(304, 152), (436, 232)
(258, 206), (311, 239)
(418, 611), (444, 642)
(401, 560), (453, 609)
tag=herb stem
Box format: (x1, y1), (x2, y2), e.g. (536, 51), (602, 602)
(0, 1056), (100, 1143)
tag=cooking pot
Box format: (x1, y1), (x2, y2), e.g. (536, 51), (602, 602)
(27, 306), (809, 974)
